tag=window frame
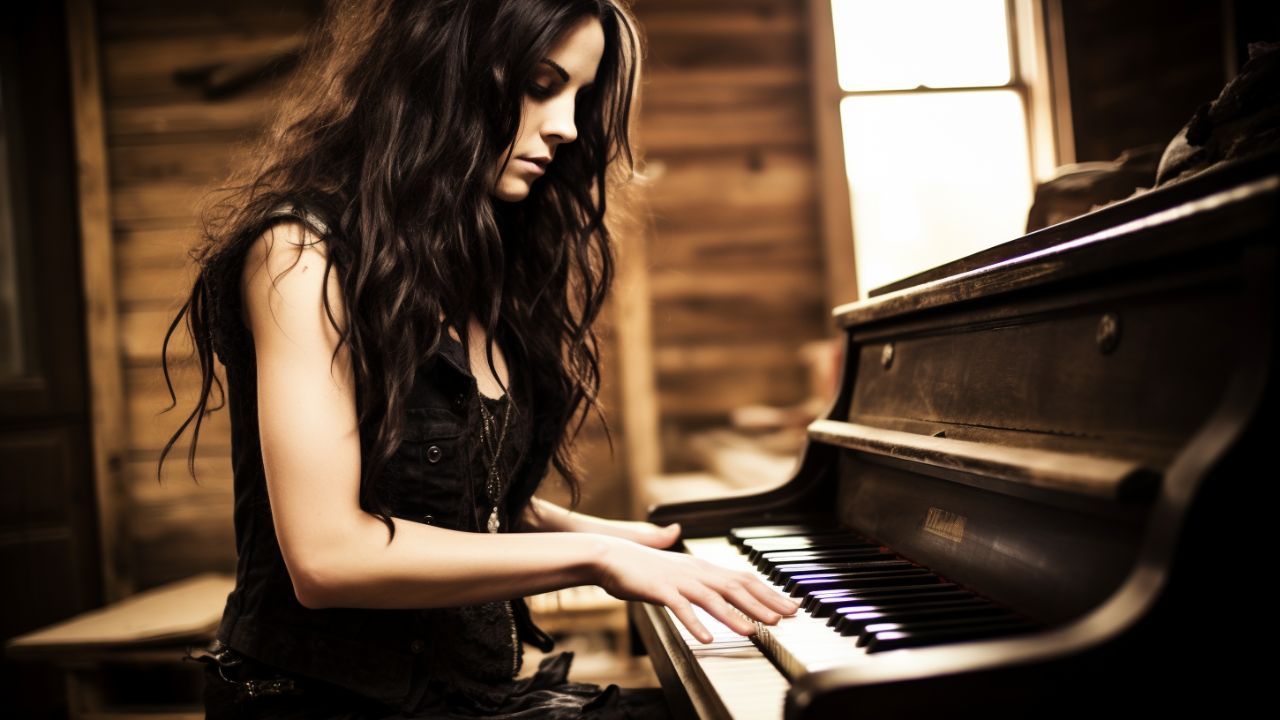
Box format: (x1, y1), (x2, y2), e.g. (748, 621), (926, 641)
(807, 0), (1068, 305)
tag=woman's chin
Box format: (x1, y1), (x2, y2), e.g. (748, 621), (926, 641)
(492, 179), (531, 203)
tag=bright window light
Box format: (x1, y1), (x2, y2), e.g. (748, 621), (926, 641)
(840, 90), (1032, 295)
(831, 0), (1012, 91)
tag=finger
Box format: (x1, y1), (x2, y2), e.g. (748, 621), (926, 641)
(645, 522), (680, 549)
(723, 583), (783, 625)
(666, 597), (714, 644)
(740, 574), (801, 615)
(687, 587), (756, 638)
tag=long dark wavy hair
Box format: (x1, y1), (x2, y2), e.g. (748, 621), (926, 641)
(157, 0), (644, 542)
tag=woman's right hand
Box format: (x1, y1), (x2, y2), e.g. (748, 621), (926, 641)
(591, 536), (800, 643)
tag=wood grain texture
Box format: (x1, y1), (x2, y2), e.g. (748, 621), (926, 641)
(67, 0), (130, 601)
(633, 0), (828, 470)
(93, 2), (315, 590)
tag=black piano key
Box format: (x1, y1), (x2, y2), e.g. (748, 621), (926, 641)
(739, 528), (858, 544)
(783, 567), (928, 594)
(817, 590), (974, 622)
(790, 571), (939, 597)
(864, 619), (1037, 653)
(740, 530), (857, 550)
(748, 539), (877, 564)
(759, 553), (897, 575)
(803, 583), (961, 614)
(755, 548), (891, 570)
(835, 603), (1006, 636)
(858, 613), (1029, 639)
(803, 589), (862, 612)
(835, 598), (998, 633)
(836, 598), (996, 635)
(777, 560), (914, 584)
(729, 525), (841, 547)
(770, 559), (910, 584)
(753, 539), (882, 555)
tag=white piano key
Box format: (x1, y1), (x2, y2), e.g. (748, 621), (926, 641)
(658, 550), (790, 719)
(653, 536), (911, 718)
(683, 537), (877, 676)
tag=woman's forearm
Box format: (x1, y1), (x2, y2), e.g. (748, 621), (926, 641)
(298, 512), (607, 610)
(521, 496), (587, 533)
(521, 497), (682, 549)
(297, 504), (799, 644)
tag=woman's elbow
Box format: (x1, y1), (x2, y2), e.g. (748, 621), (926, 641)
(280, 513), (377, 608)
(285, 550), (341, 609)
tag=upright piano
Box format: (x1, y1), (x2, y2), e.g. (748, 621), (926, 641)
(629, 152), (1279, 718)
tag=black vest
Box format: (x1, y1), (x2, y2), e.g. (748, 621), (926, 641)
(201, 207), (556, 713)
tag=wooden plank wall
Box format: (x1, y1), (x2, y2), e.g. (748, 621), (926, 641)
(98, 0), (636, 591)
(93, 0), (830, 591)
(101, 0), (317, 591)
(629, 0), (827, 471)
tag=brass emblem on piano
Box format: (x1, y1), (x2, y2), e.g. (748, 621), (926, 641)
(923, 507), (966, 544)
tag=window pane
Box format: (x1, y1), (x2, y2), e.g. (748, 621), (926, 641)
(831, 0), (1012, 91)
(840, 90), (1032, 296)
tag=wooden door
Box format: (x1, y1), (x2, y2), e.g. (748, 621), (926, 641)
(1, 5), (104, 717)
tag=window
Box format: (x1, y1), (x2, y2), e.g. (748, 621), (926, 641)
(819, 0), (1058, 298)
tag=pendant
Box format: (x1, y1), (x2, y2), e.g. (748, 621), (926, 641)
(487, 506), (500, 533)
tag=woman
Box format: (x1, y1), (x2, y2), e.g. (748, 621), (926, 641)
(160, 0), (798, 717)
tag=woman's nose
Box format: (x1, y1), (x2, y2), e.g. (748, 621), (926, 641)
(541, 100), (578, 145)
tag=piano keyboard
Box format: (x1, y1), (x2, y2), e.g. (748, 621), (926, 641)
(669, 525), (1041, 718)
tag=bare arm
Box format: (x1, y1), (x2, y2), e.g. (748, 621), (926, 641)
(246, 222), (797, 641)
(523, 497), (682, 549)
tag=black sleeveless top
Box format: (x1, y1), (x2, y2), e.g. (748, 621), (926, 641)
(202, 206), (558, 714)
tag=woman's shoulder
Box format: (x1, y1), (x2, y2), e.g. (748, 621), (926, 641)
(243, 213), (326, 267)
(216, 202), (347, 357)
(202, 203), (331, 282)
(239, 202), (339, 286)
(263, 202), (332, 241)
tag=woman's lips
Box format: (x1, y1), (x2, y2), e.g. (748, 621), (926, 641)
(517, 158), (546, 175)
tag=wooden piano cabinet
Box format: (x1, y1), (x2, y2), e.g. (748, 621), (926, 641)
(629, 152), (1280, 719)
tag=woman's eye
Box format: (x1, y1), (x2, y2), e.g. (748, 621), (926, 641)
(527, 83), (553, 99)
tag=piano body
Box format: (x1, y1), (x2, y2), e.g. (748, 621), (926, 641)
(629, 152), (1279, 718)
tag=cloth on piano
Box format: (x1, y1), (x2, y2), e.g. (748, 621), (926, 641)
(197, 643), (671, 719)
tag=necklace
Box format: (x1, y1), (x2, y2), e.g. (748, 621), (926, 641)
(476, 392), (512, 533)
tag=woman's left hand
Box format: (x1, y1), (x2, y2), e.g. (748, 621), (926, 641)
(579, 517), (682, 549)
(525, 498), (682, 549)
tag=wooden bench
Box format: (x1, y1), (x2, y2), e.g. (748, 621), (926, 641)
(5, 571), (660, 716)
(5, 573), (234, 720)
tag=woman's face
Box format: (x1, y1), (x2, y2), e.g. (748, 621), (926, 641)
(491, 15), (605, 202)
